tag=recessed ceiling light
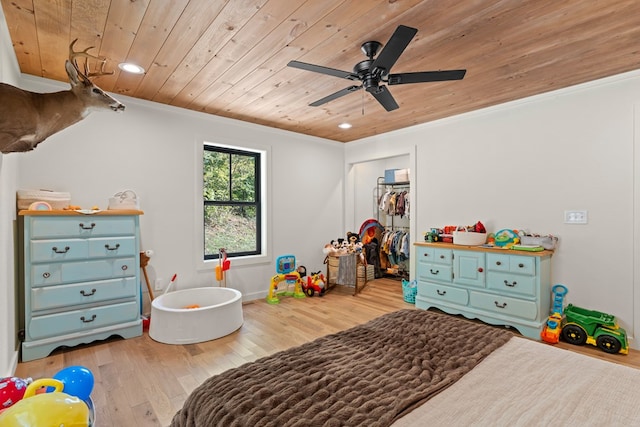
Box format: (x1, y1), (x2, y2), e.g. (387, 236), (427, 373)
(338, 122), (352, 129)
(118, 62), (145, 74)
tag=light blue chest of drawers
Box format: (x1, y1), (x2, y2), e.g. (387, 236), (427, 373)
(414, 242), (553, 340)
(19, 210), (144, 361)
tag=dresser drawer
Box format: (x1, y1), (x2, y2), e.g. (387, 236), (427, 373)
(31, 257), (136, 287)
(29, 216), (136, 239)
(469, 291), (538, 320)
(487, 253), (535, 275)
(30, 277), (138, 311)
(417, 263), (453, 283)
(419, 282), (468, 306)
(486, 253), (511, 272)
(28, 301), (140, 340)
(416, 246), (452, 266)
(30, 239), (88, 263)
(31, 264), (63, 286)
(88, 236), (136, 258)
(487, 272), (536, 297)
(509, 256), (535, 275)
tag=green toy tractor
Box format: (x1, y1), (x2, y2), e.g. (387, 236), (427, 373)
(561, 304), (629, 355)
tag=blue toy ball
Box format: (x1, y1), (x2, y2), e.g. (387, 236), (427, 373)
(52, 365), (94, 401)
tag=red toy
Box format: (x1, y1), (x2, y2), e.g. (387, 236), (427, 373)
(302, 271), (326, 297)
(0, 377), (32, 412)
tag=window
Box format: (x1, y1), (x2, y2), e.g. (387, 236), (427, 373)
(203, 144), (261, 260)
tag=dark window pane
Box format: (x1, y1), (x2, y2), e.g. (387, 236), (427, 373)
(203, 150), (230, 201)
(231, 154), (255, 202)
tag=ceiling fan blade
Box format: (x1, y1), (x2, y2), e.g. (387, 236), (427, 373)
(366, 85), (399, 111)
(309, 85), (361, 107)
(387, 69), (467, 85)
(288, 60), (358, 80)
(371, 25), (418, 76)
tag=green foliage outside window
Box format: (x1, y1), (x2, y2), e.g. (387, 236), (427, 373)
(203, 145), (261, 259)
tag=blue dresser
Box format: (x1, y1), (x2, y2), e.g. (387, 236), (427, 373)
(414, 242), (553, 340)
(19, 210), (144, 361)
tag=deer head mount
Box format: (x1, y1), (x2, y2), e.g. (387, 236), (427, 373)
(0, 39), (125, 154)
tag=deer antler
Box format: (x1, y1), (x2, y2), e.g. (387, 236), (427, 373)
(69, 38), (114, 78)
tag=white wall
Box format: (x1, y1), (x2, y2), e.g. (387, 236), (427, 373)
(15, 75), (345, 300)
(346, 70), (640, 349)
(0, 2), (22, 376)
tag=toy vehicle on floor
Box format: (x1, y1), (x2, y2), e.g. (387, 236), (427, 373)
(302, 271), (326, 297)
(561, 304), (629, 355)
(541, 284), (568, 344)
(541, 313), (563, 344)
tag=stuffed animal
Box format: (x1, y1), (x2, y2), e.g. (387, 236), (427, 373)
(323, 243), (338, 256)
(346, 231), (359, 253)
(355, 242), (366, 264)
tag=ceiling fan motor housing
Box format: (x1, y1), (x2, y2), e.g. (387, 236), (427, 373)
(353, 59), (380, 90)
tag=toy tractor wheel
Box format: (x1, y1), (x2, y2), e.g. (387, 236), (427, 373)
(596, 334), (622, 354)
(561, 324), (587, 346)
(305, 288), (315, 297)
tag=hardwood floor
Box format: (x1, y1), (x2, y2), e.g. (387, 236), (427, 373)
(14, 278), (640, 426)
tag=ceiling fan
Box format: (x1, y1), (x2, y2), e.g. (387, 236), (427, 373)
(288, 25), (466, 112)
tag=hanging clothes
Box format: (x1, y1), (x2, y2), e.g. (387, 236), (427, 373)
(395, 191), (406, 217)
(404, 191), (410, 219)
(378, 189), (392, 213)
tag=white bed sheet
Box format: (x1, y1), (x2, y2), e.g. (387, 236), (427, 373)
(393, 337), (640, 426)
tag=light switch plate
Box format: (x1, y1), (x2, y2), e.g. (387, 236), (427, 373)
(564, 210), (588, 224)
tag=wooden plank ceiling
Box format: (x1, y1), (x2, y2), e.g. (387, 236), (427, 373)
(2, 0), (640, 143)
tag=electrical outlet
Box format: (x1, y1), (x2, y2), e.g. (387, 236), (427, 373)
(155, 278), (163, 291)
(564, 210), (588, 224)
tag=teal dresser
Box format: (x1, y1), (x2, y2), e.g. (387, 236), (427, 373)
(19, 210), (144, 361)
(414, 242), (553, 340)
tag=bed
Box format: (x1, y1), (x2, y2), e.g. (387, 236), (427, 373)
(170, 309), (640, 426)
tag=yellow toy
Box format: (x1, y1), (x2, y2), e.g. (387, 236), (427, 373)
(0, 378), (90, 426)
(267, 255), (306, 304)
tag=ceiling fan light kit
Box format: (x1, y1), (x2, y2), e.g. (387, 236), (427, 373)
(288, 25), (466, 112)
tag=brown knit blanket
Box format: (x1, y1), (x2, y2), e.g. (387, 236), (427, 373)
(171, 309), (512, 427)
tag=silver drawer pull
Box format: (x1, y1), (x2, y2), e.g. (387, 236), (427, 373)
(429, 269), (440, 275)
(437, 290), (447, 296)
(494, 301), (507, 309)
(52, 246), (70, 254)
(42, 272), (50, 279)
(504, 280), (517, 287)
(80, 314), (97, 323)
(121, 265), (128, 271)
(105, 243), (121, 251)
(80, 288), (97, 296)
(79, 222), (96, 230)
